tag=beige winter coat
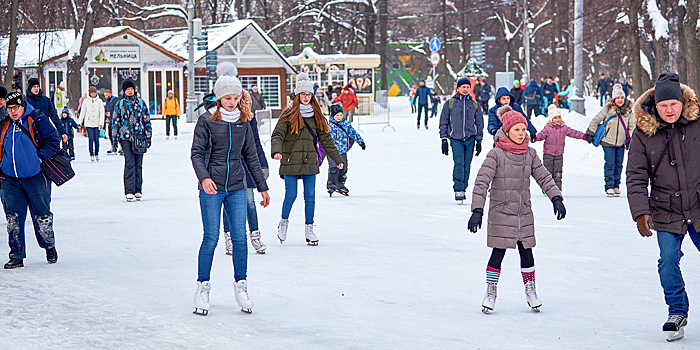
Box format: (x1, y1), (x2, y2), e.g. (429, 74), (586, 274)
(587, 99), (636, 147)
(78, 96), (105, 128)
(471, 129), (562, 249)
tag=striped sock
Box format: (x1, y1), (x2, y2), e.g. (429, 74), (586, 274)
(486, 266), (501, 285)
(521, 266), (535, 284)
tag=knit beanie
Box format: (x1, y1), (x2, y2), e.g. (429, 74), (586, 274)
(611, 84), (625, 99)
(547, 104), (562, 119)
(329, 104), (343, 118)
(497, 105), (527, 133)
(5, 91), (25, 107)
(217, 61), (238, 78)
(122, 78), (136, 92)
(294, 73), (314, 95)
(89, 85), (97, 94)
(62, 106), (70, 117)
(456, 77), (471, 88)
(27, 78), (40, 90)
(655, 73), (683, 103)
(214, 75), (243, 101)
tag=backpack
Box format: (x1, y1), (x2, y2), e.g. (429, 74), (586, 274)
(523, 91), (538, 105)
(448, 97), (478, 115)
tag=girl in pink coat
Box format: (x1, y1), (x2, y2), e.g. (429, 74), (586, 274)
(534, 104), (590, 190)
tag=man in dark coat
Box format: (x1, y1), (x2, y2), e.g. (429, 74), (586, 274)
(416, 80), (431, 129)
(24, 78), (67, 142)
(510, 80), (523, 105)
(541, 77), (557, 107)
(104, 89), (120, 154)
(439, 77), (484, 203)
(0, 87), (7, 120)
(596, 73), (609, 107)
(523, 80), (544, 119)
(479, 80), (492, 113)
(250, 86), (266, 116)
(626, 73), (700, 340)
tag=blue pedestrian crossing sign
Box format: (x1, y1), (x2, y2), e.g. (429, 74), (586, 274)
(430, 37), (441, 52)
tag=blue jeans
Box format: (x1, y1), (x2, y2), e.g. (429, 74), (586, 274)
(282, 175), (316, 224)
(224, 188), (259, 232)
(198, 189), (247, 282)
(657, 226), (700, 317)
(86, 127), (100, 156)
(599, 93), (607, 107)
(2, 173), (55, 260)
(450, 137), (476, 192)
(603, 146), (625, 189)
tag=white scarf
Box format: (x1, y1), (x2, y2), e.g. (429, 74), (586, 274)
(219, 107), (241, 123)
(299, 103), (314, 119)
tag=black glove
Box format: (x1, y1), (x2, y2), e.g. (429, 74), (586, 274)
(530, 132), (537, 141)
(475, 140), (482, 156)
(552, 196), (566, 220)
(468, 208), (484, 233)
(441, 138), (449, 156)
(147, 139), (152, 148)
(585, 134), (594, 144)
(489, 129), (497, 136)
(359, 142), (366, 150)
(625, 141), (630, 150)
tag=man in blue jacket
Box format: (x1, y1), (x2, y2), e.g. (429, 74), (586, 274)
(25, 78), (67, 142)
(0, 92), (61, 269)
(523, 80), (544, 119)
(488, 87), (538, 140)
(480, 80), (492, 113)
(439, 77), (484, 203)
(416, 80), (431, 129)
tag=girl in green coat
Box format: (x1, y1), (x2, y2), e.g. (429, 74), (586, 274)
(271, 73), (344, 246)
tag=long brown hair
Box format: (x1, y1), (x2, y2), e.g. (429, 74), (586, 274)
(210, 95), (252, 122)
(282, 94), (329, 134)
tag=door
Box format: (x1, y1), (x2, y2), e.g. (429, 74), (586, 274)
(165, 70), (181, 114)
(148, 71), (163, 115)
(117, 68), (141, 98)
(88, 68), (111, 101)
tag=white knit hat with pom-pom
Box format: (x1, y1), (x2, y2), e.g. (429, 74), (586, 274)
(217, 61), (238, 78)
(214, 75), (242, 101)
(294, 73), (314, 95)
(547, 104), (562, 119)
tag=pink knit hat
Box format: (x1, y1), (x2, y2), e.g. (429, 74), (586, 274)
(497, 105), (528, 133)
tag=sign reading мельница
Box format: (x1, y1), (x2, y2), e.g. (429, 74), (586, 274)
(91, 47), (140, 63)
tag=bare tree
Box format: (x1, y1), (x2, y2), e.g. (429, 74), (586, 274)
(681, 0), (700, 94)
(66, 0), (99, 110)
(3, 0), (19, 90)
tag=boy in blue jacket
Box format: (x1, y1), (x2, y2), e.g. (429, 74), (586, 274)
(327, 104), (365, 196)
(60, 107), (79, 160)
(488, 87), (538, 140)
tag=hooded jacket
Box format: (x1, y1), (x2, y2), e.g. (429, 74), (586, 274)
(334, 91), (359, 112)
(25, 87), (66, 136)
(522, 81), (544, 106)
(471, 128), (562, 249)
(60, 108), (79, 140)
(78, 95), (105, 128)
(626, 84), (700, 235)
(105, 95), (119, 122)
(162, 96), (180, 117)
(586, 98), (636, 147)
(534, 120), (586, 156)
(0, 104), (60, 178)
(329, 118), (364, 155)
(488, 87), (538, 138)
(439, 92), (484, 141)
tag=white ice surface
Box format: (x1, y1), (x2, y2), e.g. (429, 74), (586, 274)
(1, 96), (700, 349)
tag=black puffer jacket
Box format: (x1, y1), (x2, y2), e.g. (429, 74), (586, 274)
(191, 111), (269, 193)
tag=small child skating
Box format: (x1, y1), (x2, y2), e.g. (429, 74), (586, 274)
(327, 104), (365, 196)
(60, 107), (79, 160)
(468, 105), (566, 314)
(533, 104), (590, 191)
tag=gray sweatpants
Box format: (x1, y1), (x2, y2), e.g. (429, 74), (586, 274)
(543, 154), (564, 191)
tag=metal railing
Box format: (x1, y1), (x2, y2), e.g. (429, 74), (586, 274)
(256, 109), (273, 144)
(355, 102), (395, 132)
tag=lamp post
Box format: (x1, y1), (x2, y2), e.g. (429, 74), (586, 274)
(571, 0), (585, 115)
(186, 0), (197, 123)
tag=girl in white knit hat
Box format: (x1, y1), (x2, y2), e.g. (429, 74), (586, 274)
(271, 73), (345, 246)
(190, 73), (271, 315)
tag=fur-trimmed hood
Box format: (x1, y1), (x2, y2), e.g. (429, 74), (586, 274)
(633, 84), (699, 136)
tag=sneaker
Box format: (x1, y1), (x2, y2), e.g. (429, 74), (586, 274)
(305, 224), (319, 246)
(3, 258), (23, 269)
(663, 315), (687, 342)
(193, 281), (211, 315)
(135, 193), (142, 201)
(250, 230), (266, 254)
(613, 188), (621, 197)
(223, 231), (233, 255)
(46, 247), (58, 264)
(605, 188), (615, 197)
(234, 280), (253, 313)
(126, 194), (136, 202)
(277, 219), (289, 243)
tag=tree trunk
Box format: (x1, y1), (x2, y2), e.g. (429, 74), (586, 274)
(557, 0), (570, 84)
(675, 5), (687, 83)
(3, 0), (19, 90)
(66, 0), (97, 111)
(652, 0), (669, 79)
(682, 1), (700, 94)
(379, 0), (388, 90)
(292, 23), (301, 54)
(627, 0), (646, 95)
(364, 3), (376, 54)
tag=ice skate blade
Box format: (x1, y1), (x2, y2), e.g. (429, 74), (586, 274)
(255, 250), (266, 254)
(531, 306), (541, 312)
(457, 200), (464, 205)
(226, 251), (232, 256)
(241, 308), (253, 314)
(482, 307), (492, 314)
(193, 308), (209, 316)
(665, 328), (684, 342)
(306, 239), (319, 246)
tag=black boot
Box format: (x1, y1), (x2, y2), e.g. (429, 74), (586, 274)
(46, 247), (58, 264)
(4, 258), (23, 269)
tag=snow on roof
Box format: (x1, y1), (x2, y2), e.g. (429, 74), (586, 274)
(66, 26), (130, 60)
(287, 46), (380, 64)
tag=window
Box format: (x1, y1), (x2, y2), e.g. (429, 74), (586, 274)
(194, 77), (209, 93)
(240, 75), (281, 109)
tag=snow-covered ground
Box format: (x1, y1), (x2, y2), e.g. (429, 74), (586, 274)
(2, 96), (700, 349)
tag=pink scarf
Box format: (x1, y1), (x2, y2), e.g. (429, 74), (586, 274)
(496, 131), (530, 154)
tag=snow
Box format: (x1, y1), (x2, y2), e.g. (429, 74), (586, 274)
(617, 12), (630, 24)
(3, 96), (700, 348)
(640, 50), (653, 79)
(287, 46), (380, 64)
(646, 0), (669, 40)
